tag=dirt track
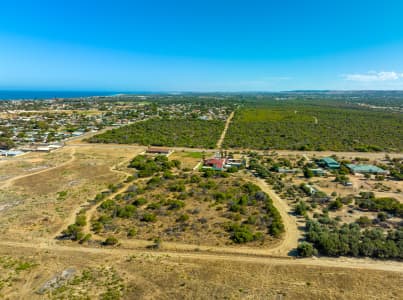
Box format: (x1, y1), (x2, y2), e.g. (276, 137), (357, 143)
(249, 177), (301, 256)
(0, 239), (402, 273)
(217, 111), (234, 149)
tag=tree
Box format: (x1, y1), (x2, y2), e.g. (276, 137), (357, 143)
(303, 168), (314, 178)
(294, 201), (308, 216)
(356, 216), (372, 227)
(328, 199), (343, 210)
(297, 242), (317, 257)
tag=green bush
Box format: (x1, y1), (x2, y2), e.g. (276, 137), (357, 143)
(176, 214), (190, 222)
(103, 237), (119, 246)
(297, 242), (317, 257)
(142, 213), (157, 222)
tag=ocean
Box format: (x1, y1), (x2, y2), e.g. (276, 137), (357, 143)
(0, 90), (118, 100)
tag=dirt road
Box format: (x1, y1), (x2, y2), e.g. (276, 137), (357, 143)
(0, 239), (402, 273)
(216, 111), (235, 149)
(244, 176), (301, 256)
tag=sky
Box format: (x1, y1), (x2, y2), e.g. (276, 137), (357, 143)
(1, 0), (403, 92)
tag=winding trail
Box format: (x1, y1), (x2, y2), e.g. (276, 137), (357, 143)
(217, 111), (235, 149)
(248, 177), (301, 256)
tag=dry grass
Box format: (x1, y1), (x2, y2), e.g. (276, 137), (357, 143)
(0, 244), (401, 300)
(0, 145), (142, 240)
(168, 151), (203, 169)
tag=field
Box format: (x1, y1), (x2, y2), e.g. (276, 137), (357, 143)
(0, 145), (144, 241)
(168, 151), (204, 169)
(1, 244), (402, 300)
(223, 102), (403, 151)
(88, 119), (225, 149)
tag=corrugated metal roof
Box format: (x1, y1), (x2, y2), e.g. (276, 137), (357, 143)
(321, 157), (339, 165)
(346, 164), (385, 173)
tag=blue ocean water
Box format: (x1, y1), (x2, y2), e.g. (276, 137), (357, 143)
(0, 90), (118, 100)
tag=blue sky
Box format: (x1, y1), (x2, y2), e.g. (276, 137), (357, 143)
(1, 0), (403, 91)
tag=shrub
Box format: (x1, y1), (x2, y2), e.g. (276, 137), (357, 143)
(127, 228), (137, 237)
(103, 237), (119, 246)
(75, 214), (87, 227)
(297, 242), (317, 257)
(167, 200), (185, 210)
(92, 222), (103, 233)
(100, 199), (117, 210)
(294, 201), (308, 216)
(142, 213), (157, 222)
(133, 197), (147, 206)
(226, 223), (256, 244)
(117, 205), (136, 218)
(356, 216), (371, 227)
(328, 199), (343, 210)
(176, 214), (190, 222)
(62, 224), (84, 241)
(79, 234), (92, 244)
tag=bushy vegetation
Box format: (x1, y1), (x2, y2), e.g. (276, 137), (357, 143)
(91, 155), (284, 245)
(129, 155), (180, 177)
(303, 220), (403, 259)
(88, 118), (224, 148)
(248, 152), (403, 260)
(223, 102), (403, 151)
(356, 192), (403, 217)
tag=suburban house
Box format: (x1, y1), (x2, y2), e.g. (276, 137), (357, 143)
(318, 157), (340, 169)
(203, 158), (226, 171)
(346, 164), (388, 175)
(146, 147), (173, 156)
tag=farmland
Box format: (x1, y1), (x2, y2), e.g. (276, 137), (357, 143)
(223, 102), (403, 151)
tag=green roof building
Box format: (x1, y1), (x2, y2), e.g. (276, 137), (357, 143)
(346, 164), (387, 175)
(319, 157), (340, 169)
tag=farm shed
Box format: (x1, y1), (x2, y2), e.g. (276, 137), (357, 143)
(346, 164), (388, 175)
(146, 147), (173, 155)
(318, 157), (340, 169)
